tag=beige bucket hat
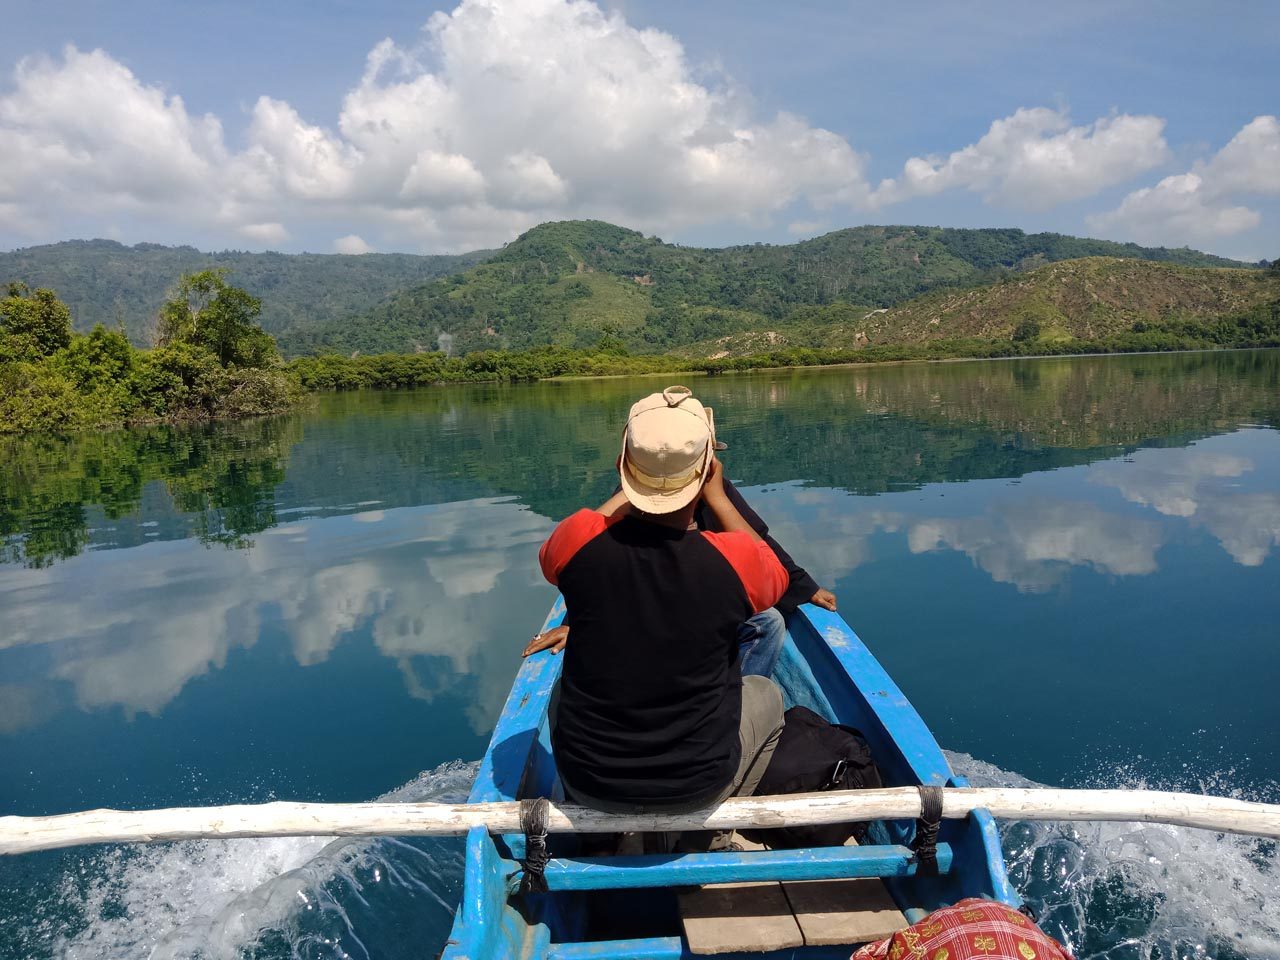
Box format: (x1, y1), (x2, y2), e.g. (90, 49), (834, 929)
(620, 385), (718, 514)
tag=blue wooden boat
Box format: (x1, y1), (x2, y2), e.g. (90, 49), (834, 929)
(441, 599), (1019, 959)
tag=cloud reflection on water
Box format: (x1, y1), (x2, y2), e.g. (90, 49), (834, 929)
(907, 502), (1163, 593)
(754, 431), (1280, 597)
(0, 498), (554, 732)
(1091, 439), (1280, 566)
(761, 485), (1164, 594)
(2, 432), (1277, 736)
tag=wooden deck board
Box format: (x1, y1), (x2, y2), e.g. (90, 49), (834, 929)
(679, 834), (803, 955)
(679, 881), (805, 955)
(782, 876), (909, 945)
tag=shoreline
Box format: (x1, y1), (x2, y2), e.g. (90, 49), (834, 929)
(513, 344), (1280, 384)
(7, 344), (1278, 438)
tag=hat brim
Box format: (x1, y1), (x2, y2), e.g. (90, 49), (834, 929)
(618, 436), (713, 515)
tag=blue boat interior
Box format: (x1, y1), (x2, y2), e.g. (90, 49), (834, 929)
(440, 601), (1019, 959)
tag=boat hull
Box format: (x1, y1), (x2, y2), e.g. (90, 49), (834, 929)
(441, 600), (1017, 959)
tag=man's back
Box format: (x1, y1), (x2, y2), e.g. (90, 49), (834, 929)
(540, 508), (784, 806)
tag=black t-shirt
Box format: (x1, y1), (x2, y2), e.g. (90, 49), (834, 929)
(539, 509), (787, 806)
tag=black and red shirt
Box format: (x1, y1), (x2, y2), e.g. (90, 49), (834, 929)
(539, 509), (788, 806)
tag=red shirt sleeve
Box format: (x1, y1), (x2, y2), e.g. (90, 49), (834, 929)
(539, 509), (609, 586)
(703, 531), (789, 614)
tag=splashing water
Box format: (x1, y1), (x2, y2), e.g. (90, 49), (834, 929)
(15, 761), (478, 960)
(947, 751), (1280, 960)
(13, 755), (1279, 959)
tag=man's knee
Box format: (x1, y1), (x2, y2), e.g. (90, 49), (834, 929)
(746, 606), (785, 639)
(742, 674), (784, 730)
(757, 606), (785, 630)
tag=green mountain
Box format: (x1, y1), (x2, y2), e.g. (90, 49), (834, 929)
(281, 220), (1252, 357)
(0, 239), (491, 344)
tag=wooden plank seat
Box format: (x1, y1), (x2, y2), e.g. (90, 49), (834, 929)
(538, 842), (953, 891)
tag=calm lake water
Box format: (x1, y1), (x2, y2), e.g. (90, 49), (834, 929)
(2, 350), (1278, 959)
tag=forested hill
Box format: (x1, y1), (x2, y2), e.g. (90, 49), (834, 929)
(280, 220), (1252, 357)
(677, 257), (1280, 357)
(0, 240), (491, 344)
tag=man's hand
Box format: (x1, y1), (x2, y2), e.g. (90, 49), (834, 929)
(810, 588), (838, 611)
(523, 624), (569, 657)
(701, 456), (727, 503)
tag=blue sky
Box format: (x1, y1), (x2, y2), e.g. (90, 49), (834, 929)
(1, 0), (1276, 258)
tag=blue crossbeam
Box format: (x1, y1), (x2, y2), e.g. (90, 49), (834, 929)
(539, 842), (952, 891)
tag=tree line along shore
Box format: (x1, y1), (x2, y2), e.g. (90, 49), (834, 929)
(2, 268), (1279, 437)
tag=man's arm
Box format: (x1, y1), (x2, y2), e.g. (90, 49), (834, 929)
(596, 488), (630, 518)
(701, 459), (789, 612)
(705, 475), (833, 613)
(699, 459), (762, 540)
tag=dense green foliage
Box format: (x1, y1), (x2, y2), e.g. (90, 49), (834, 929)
(158, 269), (278, 367)
(281, 220), (1252, 357)
(0, 239), (491, 343)
(288, 347), (682, 390)
(0, 279), (296, 435)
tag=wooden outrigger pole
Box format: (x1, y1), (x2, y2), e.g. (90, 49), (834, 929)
(3, 786), (1279, 856)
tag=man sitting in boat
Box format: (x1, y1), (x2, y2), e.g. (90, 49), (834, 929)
(527, 429), (837, 679)
(536, 386), (789, 834)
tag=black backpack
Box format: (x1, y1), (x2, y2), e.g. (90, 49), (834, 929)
(744, 705), (883, 849)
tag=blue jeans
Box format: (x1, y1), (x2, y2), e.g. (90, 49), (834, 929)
(738, 607), (786, 678)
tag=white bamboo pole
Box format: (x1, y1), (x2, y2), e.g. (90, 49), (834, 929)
(3, 787), (1279, 856)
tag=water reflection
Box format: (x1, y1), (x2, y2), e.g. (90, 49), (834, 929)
(908, 500), (1163, 593)
(2, 352), (1279, 960)
(4, 351), (1280, 570)
(1092, 439), (1280, 566)
(0, 499), (552, 731)
(0, 418), (297, 567)
(1, 352), (1277, 755)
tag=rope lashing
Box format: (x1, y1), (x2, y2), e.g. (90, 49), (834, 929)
(912, 784), (944, 875)
(519, 798), (551, 894)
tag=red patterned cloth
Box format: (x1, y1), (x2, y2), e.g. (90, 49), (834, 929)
(851, 898), (1074, 960)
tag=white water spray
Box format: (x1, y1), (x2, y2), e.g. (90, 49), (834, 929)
(18, 762), (477, 960)
(948, 752), (1280, 960)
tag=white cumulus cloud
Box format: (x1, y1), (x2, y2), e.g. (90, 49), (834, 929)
(0, 46), (226, 216)
(872, 107), (1170, 211)
(1090, 115), (1280, 247)
(239, 222), (289, 245)
(0, 0), (873, 250)
(334, 233), (374, 254)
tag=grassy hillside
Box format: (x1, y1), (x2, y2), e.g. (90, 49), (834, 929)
(283, 219), (1252, 357)
(0, 240), (491, 344)
(680, 258), (1280, 357)
(864, 258), (1279, 343)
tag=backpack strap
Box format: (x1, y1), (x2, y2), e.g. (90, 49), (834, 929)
(912, 785), (944, 875)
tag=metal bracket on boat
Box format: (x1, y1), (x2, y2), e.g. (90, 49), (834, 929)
(519, 798), (551, 894)
(911, 785), (944, 875)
